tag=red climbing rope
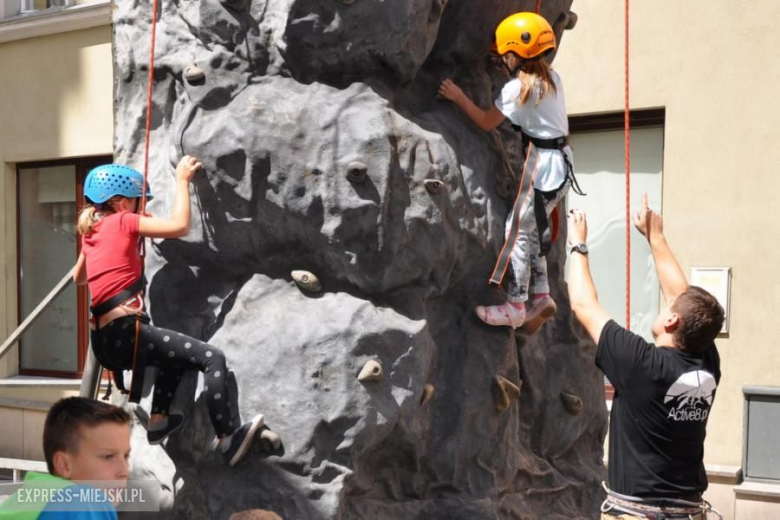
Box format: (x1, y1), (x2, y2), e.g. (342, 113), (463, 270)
(140, 0), (160, 216)
(140, 0), (161, 247)
(536, 0), (541, 14)
(624, 0), (631, 328)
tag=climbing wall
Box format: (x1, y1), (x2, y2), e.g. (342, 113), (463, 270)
(112, 0), (606, 518)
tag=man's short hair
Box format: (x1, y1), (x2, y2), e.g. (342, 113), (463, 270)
(671, 286), (725, 355)
(43, 397), (131, 474)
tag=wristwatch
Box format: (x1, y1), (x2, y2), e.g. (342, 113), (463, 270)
(570, 243), (589, 255)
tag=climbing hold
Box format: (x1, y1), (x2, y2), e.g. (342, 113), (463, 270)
(420, 384), (435, 405)
(357, 360), (383, 382)
(424, 179), (444, 194)
(346, 161), (368, 184)
(560, 392), (583, 415)
(566, 11), (578, 30)
(492, 375), (521, 413)
(291, 270), (322, 293)
(260, 429), (282, 451)
(184, 65), (205, 83)
(219, 0), (250, 12)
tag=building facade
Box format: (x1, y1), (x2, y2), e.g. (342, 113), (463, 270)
(0, 1), (778, 518)
(0, 0), (111, 460)
(555, 1), (780, 518)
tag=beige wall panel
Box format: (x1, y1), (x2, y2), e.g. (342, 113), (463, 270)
(22, 408), (46, 461)
(0, 163), (8, 378)
(0, 407), (24, 459)
(556, 1), (780, 466)
(0, 387), (78, 402)
(0, 25), (113, 162)
(1, 163), (16, 379)
(0, 25), (112, 379)
(735, 494), (780, 520)
(705, 478), (737, 520)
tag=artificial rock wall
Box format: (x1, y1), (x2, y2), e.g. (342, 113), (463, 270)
(113, 0), (607, 518)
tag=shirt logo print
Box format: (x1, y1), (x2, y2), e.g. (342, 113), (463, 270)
(664, 370), (717, 422)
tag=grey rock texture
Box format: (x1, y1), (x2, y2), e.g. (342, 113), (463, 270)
(112, 0), (607, 518)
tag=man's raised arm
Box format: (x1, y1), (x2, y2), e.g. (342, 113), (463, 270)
(633, 194), (688, 302)
(567, 210), (612, 343)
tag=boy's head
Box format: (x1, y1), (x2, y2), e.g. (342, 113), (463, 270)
(43, 397), (132, 483)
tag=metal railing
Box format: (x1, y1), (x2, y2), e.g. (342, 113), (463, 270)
(0, 267), (101, 399)
(0, 457), (47, 482)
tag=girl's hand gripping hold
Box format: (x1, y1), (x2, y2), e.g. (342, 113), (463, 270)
(438, 79), (465, 103)
(176, 155), (202, 183)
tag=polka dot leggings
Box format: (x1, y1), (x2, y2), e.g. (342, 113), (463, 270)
(93, 315), (236, 437)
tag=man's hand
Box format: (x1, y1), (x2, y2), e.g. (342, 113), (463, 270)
(175, 155), (203, 183)
(632, 193), (688, 301)
(438, 79), (465, 104)
(567, 209), (588, 246)
(633, 193), (663, 242)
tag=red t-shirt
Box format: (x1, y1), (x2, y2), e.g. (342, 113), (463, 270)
(81, 212), (143, 306)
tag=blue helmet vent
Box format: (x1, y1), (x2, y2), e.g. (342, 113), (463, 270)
(83, 164), (153, 204)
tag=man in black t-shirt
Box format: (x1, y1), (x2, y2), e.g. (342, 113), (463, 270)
(566, 195), (725, 519)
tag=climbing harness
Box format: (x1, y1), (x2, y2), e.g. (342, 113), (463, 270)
(487, 87), (586, 282)
(91, 0), (160, 401)
(511, 124), (584, 257)
(601, 483), (723, 520)
(89, 275), (148, 403)
(488, 141), (539, 285)
(512, 124), (585, 197)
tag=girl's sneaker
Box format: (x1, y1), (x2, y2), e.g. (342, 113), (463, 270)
(147, 414), (184, 445)
(475, 302), (526, 328)
(521, 296), (558, 335)
(221, 414), (264, 467)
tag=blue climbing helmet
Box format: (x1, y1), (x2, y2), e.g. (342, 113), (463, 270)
(83, 164), (153, 204)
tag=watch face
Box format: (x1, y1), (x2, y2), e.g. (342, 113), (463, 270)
(572, 243), (588, 254)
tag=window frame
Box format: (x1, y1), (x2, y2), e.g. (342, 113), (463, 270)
(0, 0), (110, 45)
(568, 108), (665, 401)
(16, 156), (111, 378)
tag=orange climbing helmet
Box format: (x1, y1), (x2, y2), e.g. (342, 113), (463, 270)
(495, 12), (556, 59)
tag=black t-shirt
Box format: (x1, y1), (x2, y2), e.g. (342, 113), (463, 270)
(596, 320), (721, 499)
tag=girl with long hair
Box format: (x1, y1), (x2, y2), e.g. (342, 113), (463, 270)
(438, 12), (577, 334)
(74, 156), (269, 466)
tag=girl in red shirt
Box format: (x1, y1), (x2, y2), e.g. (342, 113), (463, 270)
(74, 156), (268, 467)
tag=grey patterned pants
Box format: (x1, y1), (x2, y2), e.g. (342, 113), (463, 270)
(93, 315), (237, 436)
(506, 182), (570, 302)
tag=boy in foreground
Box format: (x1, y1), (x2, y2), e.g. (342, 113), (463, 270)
(0, 397), (132, 519)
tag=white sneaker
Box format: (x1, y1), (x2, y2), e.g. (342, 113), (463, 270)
(475, 302), (526, 328)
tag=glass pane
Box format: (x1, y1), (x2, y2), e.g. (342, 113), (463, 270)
(566, 127), (664, 342)
(19, 165), (78, 373)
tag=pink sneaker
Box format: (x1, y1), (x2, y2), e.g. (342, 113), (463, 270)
(520, 296), (557, 335)
(475, 302), (526, 328)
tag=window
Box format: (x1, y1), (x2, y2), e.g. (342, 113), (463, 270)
(566, 110), (665, 397)
(1, 0), (73, 20)
(17, 157), (110, 377)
